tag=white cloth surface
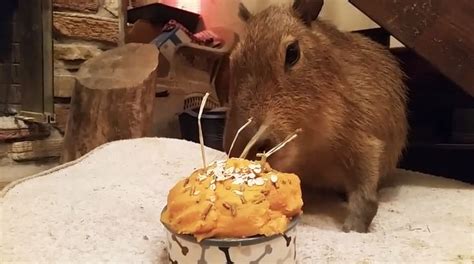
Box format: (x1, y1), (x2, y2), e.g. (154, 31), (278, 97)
(1, 138), (473, 263)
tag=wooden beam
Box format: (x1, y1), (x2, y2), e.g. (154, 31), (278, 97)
(349, 0), (474, 96)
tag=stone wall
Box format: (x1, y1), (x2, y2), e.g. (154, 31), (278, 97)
(53, 0), (121, 133)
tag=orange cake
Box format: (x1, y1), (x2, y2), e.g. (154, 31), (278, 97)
(161, 158), (303, 241)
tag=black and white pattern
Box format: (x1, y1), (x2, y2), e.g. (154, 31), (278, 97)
(165, 226), (297, 264)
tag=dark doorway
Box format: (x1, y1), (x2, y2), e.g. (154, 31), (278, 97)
(0, 0), (54, 123)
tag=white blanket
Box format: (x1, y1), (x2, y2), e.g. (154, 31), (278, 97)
(1, 138), (472, 263)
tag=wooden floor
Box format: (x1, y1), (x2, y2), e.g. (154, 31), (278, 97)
(0, 147), (58, 190)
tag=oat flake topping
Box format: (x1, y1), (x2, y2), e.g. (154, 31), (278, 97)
(203, 159), (272, 187)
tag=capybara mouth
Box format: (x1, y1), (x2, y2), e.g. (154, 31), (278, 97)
(253, 139), (272, 158)
(256, 142), (269, 153)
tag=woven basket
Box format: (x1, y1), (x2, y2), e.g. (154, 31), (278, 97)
(183, 93), (220, 111)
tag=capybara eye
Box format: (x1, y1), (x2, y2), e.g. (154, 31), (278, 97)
(285, 41), (300, 69)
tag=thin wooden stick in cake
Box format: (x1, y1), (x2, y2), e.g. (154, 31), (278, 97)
(239, 123), (269, 159)
(228, 117), (253, 157)
(198, 93), (210, 168)
(257, 128), (302, 162)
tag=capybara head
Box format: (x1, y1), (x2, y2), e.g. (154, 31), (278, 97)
(223, 0), (337, 158)
(223, 0), (407, 174)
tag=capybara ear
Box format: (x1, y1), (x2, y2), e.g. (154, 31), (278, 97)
(292, 0), (324, 26)
(238, 2), (252, 22)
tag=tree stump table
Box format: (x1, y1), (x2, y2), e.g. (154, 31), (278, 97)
(61, 43), (159, 163)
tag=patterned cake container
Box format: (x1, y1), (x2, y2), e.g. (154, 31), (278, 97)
(161, 207), (299, 264)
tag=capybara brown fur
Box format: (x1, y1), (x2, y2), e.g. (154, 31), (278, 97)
(223, 0), (408, 232)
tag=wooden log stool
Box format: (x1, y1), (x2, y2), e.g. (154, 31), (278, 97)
(61, 43), (159, 163)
